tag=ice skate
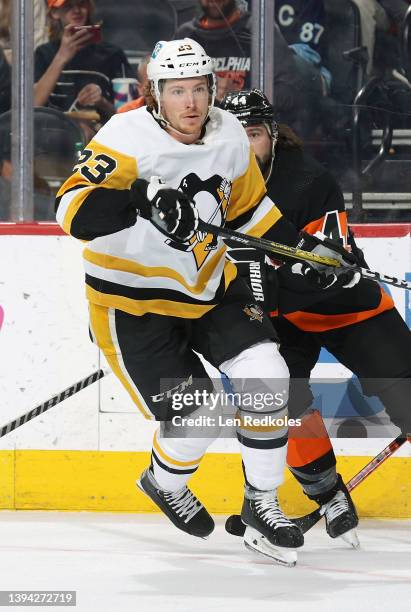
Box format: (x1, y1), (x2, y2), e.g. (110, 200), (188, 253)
(137, 468), (215, 538)
(319, 475), (360, 549)
(241, 485), (304, 567)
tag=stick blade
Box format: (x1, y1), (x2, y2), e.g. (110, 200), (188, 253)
(292, 508), (322, 533)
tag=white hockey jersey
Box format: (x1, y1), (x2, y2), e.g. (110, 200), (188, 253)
(56, 106), (284, 318)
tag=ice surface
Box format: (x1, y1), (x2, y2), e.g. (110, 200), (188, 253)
(0, 512), (409, 612)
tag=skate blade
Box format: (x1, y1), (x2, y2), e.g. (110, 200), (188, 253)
(340, 528), (360, 549)
(243, 527), (298, 567)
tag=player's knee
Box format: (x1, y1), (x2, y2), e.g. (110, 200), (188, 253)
(220, 339), (289, 381)
(220, 340), (289, 416)
(288, 378), (315, 419)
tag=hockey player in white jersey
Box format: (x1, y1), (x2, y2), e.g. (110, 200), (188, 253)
(55, 38), (359, 566)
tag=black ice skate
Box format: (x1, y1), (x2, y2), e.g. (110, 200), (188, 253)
(241, 485), (304, 567)
(319, 474), (359, 548)
(137, 468), (215, 538)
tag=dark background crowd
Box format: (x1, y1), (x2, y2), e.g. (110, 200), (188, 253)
(1, 0), (411, 221)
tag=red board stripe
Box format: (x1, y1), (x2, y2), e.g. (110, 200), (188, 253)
(0, 223), (66, 235)
(350, 224), (411, 238)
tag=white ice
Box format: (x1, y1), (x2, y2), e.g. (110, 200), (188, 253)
(0, 512), (410, 612)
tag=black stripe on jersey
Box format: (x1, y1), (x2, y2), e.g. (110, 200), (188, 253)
(152, 450), (198, 475)
(85, 271), (228, 305)
(55, 184), (87, 214)
(226, 204), (258, 231)
(69, 187), (137, 240)
(237, 433), (288, 450)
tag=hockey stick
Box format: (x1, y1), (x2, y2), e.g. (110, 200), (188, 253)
(225, 433), (409, 537)
(198, 220), (411, 291)
(0, 369), (107, 438)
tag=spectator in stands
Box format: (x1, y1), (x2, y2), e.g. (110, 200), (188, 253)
(174, 0), (324, 131)
(169, 0), (201, 28)
(34, 0), (133, 123)
(0, 47), (11, 114)
(352, 0), (409, 74)
(116, 55), (149, 114)
(377, 0), (409, 26)
(1, 0), (80, 53)
(275, 0), (331, 93)
(35, 0), (49, 49)
(1, 0), (50, 55)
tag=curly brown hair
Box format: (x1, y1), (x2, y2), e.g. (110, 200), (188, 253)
(277, 122), (303, 150)
(143, 82), (157, 111)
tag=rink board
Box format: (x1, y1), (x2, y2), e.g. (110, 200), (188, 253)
(0, 223), (410, 515)
(0, 450), (410, 517)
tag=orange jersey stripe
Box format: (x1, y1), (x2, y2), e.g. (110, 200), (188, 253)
(282, 287), (394, 332)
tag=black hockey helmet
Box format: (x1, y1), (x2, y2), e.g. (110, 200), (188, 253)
(221, 88), (279, 181)
(221, 88), (277, 134)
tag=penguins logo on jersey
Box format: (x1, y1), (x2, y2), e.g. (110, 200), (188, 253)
(165, 173), (232, 270)
(243, 303), (264, 323)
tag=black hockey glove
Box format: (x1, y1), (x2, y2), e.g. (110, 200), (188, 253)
(130, 177), (199, 243)
(226, 244), (279, 312)
(291, 231), (361, 290)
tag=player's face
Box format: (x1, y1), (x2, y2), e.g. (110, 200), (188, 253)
(245, 125), (272, 170)
(200, 0), (237, 20)
(161, 77), (210, 139)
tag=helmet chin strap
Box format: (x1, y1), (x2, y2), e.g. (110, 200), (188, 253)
(263, 122), (277, 184)
(157, 111), (197, 139)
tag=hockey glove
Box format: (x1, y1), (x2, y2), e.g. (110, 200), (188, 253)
(131, 176), (198, 243)
(292, 231), (361, 290)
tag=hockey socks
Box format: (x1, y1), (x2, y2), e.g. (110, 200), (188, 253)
(137, 428), (215, 538)
(150, 429), (211, 492)
(287, 409), (337, 497)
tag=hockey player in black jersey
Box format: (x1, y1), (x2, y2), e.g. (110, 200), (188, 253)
(222, 88), (411, 546)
